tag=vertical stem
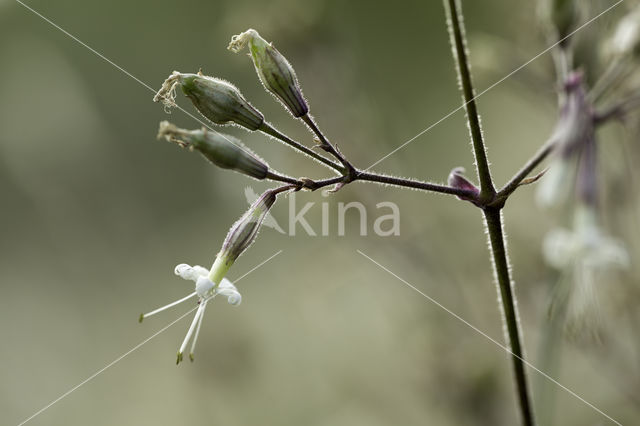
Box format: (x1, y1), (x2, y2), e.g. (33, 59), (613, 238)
(484, 208), (535, 426)
(444, 1), (535, 424)
(444, 0), (495, 201)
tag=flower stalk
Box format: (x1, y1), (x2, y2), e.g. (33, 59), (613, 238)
(445, 1), (535, 425)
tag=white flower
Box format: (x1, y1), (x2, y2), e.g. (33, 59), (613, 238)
(543, 208), (629, 271)
(139, 261), (241, 364)
(543, 206), (629, 337)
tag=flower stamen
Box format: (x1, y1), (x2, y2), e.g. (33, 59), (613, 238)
(139, 291), (197, 323)
(189, 299), (208, 362)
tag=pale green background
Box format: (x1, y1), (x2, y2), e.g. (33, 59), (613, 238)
(1, 0), (639, 425)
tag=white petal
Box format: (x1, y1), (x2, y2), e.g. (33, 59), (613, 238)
(216, 277), (242, 306)
(175, 263), (209, 282)
(195, 276), (215, 299)
(543, 228), (577, 269)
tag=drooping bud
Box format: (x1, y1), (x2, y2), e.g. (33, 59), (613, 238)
(604, 5), (640, 60)
(154, 71), (264, 131)
(208, 187), (288, 284)
(158, 121), (269, 180)
(553, 71), (593, 155)
(228, 29), (309, 117)
(576, 135), (597, 207)
(448, 167), (480, 204)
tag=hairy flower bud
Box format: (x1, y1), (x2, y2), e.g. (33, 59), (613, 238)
(448, 167), (480, 204)
(554, 71), (593, 154)
(217, 188), (283, 269)
(229, 29), (309, 117)
(154, 71), (264, 131)
(158, 121), (269, 180)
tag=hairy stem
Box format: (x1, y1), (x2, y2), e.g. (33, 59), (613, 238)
(445, 0), (495, 200)
(445, 1), (535, 424)
(267, 168), (478, 198)
(259, 122), (344, 172)
(264, 170), (308, 186)
(301, 114), (357, 176)
(498, 136), (557, 200)
(483, 208), (534, 426)
(357, 171), (476, 198)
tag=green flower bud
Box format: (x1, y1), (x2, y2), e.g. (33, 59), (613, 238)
(157, 121), (269, 180)
(154, 71), (264, 131)
(219, 187), (285, 265)
(541, 0), (581, 45)
(229, 29), (309, 117)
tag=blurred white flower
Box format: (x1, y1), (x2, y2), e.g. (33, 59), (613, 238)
(535, 157), (577, 209)
(139, 262), (241, 363)
(604, 5), (640, 60)
(544, 207), (629, 270)
(543, 206), (629, 337)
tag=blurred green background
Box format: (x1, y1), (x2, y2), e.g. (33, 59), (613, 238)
(1, 0), (639, 425)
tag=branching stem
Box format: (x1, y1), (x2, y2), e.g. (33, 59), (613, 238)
(497, 136), (557, 203)
(259, 122), (344, 172)
(445, 1), (535, 425)
(445, 0), (495, 201)
(265, 168), (477, 198)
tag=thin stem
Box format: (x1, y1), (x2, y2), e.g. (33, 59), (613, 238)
(259, 122), (343, 172)
(265, 170), (306, 186)
(445, 0), (495, 200)
(268, 168), (477, 199)
(445, 1), (535, 425)
(594, 91), (640, 124)
(588, 57), (629, 102)
(498, 136), (557, 200)
(484, 208), (535, 426)
(551, 47), (572, 106)
(357, 171), (477, 198)
(300, 114), (357, 176)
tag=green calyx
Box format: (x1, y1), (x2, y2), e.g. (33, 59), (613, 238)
(154, 71), (265, 131)
(157, 121), (269, 180)
(229, 29), (309, 117)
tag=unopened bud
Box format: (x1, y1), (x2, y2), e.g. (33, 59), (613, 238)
(553, 71), (593, 155)
(604, 5), (640, 59)
(542, 0), (581, 45)
(448, 167), (480, 204)
(158, 121), (269, 180)
(154, 71), (264, 131)
(219, 187), (284, 266)
(229, 29), (309, 117)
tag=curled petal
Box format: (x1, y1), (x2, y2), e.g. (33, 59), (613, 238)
(216, 278), (242, 306)
(175, 263), (209, 282)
